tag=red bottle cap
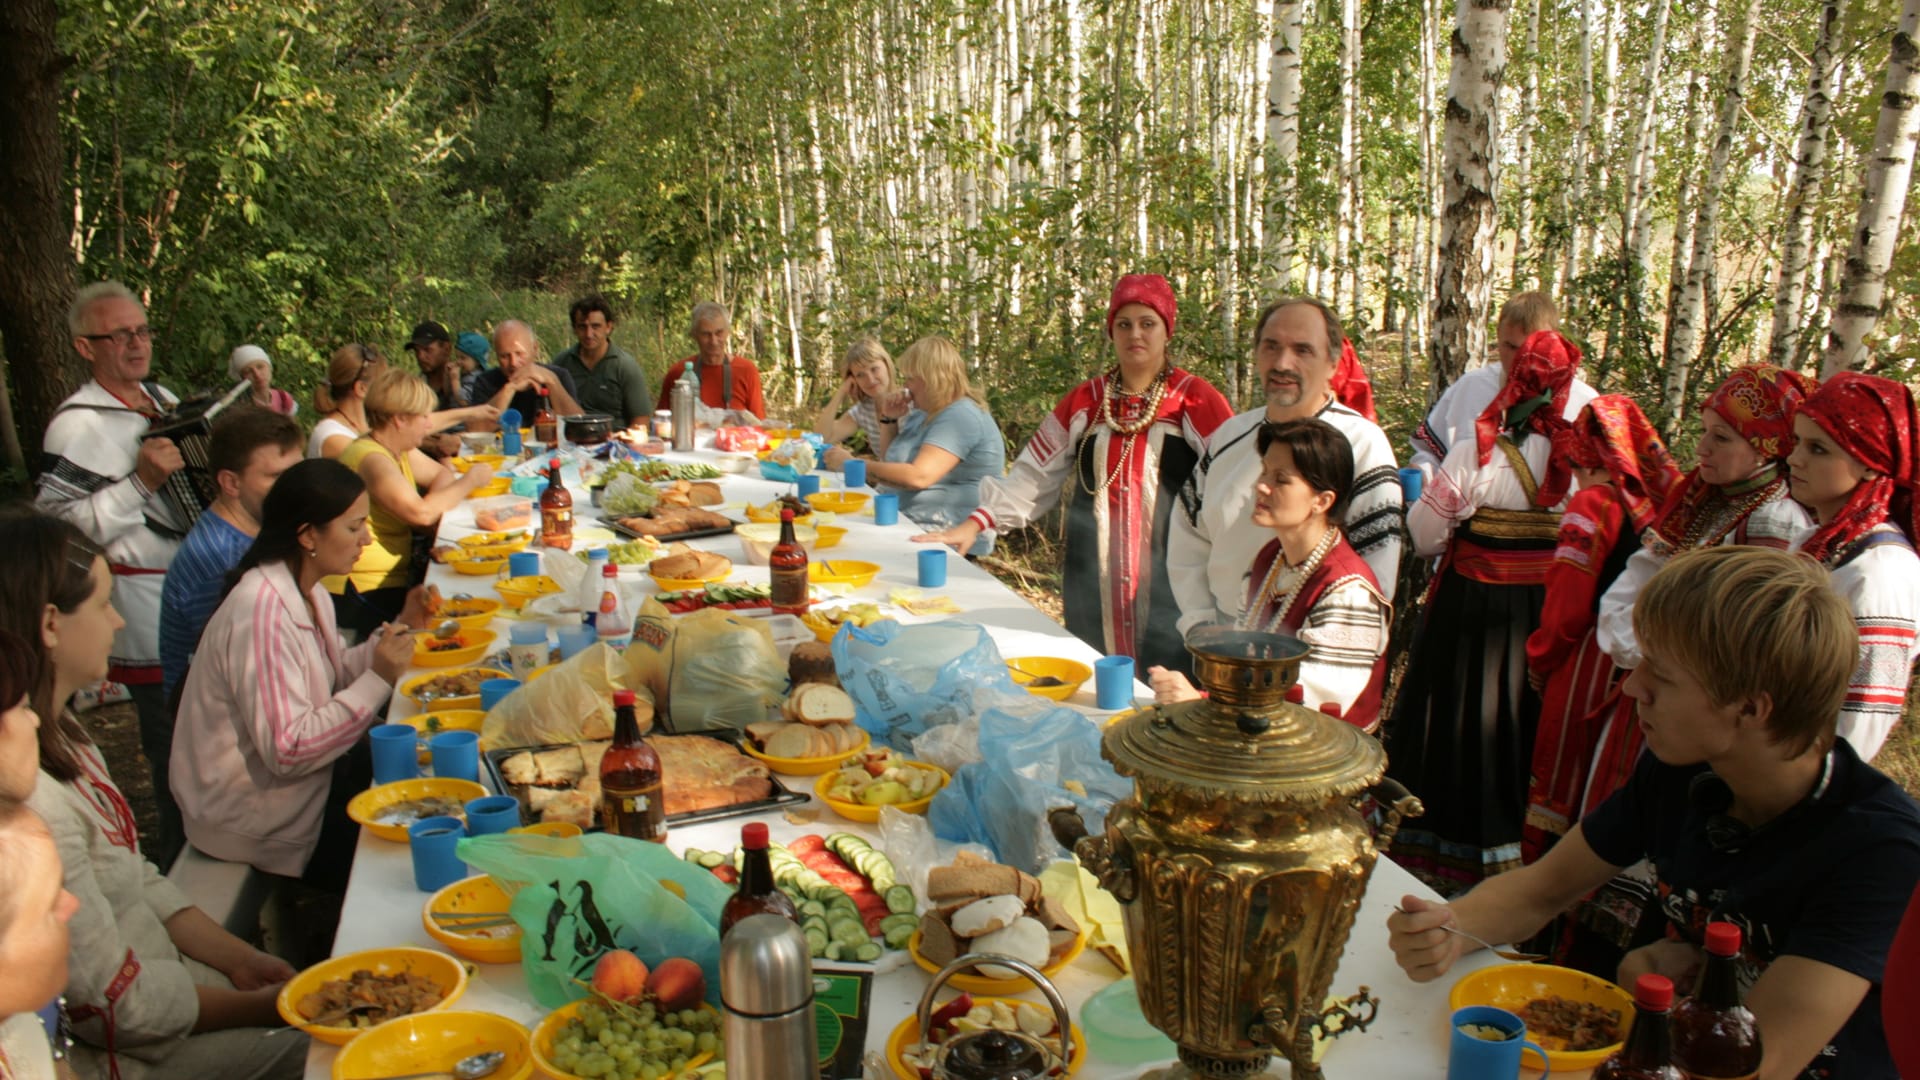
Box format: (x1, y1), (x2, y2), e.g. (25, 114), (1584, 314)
(781, 508), (795, 522)
(742, 822), (770, 849)
(613, 689), (635, 707)
(550, 457), (561, 468)
(1318, 702), (1343, 718)
(1634, 974), (1674, 1011)
(603, 562), (618, 577)
(1704, 921), (1741, 957)
(1285, 684), (1305, 703)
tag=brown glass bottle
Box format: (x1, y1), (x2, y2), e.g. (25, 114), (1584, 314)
(770, 508), (810, 615)
(540, 457), (573, 550)
(1673, 923), (1762, 1080)
(600, 689), (667, 843)
(1594, 975), (1685, 1080)
(720, 822), (799, 936)
(533, 386), (558, 444)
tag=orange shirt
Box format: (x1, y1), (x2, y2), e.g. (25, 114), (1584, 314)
(659, 356), (767, 419)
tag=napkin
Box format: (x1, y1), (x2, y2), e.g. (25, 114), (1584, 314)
(887, 587), (961, 615)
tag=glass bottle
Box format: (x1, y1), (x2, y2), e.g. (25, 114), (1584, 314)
(1594, 975), (1685, 1080)
(600, 689), (666, 843)
(539, 457), (573, 550)
(596, 563), (633, 649)
(770, 508), (810, 615)
(533, 386), (558, 444)
(1673, 923), (1762, 1080)
(720, 822), (800, 936)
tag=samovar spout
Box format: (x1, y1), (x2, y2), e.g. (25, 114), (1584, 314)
(1046, 806), (1135, 903)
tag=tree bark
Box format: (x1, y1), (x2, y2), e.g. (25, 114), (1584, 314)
(1560, 0), (1595, 290)
(0, 0), (83, 471)
(1618, 0), (1672, 278)
(1429, 0), (1513, 391)
(1824, 0), (1920, 374)
(1508, 0), (1543, 291)
(1264, 0), (1305, 292)
(1771, 0), (1843, 369)
(1335, 0), (1363, 317)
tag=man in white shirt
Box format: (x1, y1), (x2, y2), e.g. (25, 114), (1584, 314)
(1168, 297), (1404, 637)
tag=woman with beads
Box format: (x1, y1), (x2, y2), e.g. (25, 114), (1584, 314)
(1145, 418), (1389, 729)
(916, 274), (1234, 672)
(1385, 330), (1583, 895)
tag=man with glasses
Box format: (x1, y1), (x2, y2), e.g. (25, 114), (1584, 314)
(551, 294), (653, 427)
(36, 280), (190, 869)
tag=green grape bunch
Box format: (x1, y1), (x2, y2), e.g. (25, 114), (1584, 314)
(547, 999), (723, 1080)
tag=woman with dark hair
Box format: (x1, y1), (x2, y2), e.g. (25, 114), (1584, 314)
(0, 508), (305, 1079)
(175, 459), (423, 888)
(1145, 418), (1390, 729)
(0, 630), (43, 803)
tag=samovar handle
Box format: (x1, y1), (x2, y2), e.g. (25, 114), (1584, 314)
(1046, 806), (1135, 902)
(1364, 776), (1425, 854)
(915, 953), (1075, 1069)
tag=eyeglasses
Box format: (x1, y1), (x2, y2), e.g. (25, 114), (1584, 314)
(82, 326), (152, 349)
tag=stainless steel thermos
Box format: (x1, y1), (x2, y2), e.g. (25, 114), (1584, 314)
(720, 913), (819, 1079)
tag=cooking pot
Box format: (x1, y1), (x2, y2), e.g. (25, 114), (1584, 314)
(561, 413), (614, 446)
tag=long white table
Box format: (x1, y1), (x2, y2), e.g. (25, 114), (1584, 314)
(305, 439), (1521, 1079)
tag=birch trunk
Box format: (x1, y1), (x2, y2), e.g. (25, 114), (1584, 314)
(1561, 0), (1595, 289)
(1826, 0), (1920, 374)
(1770, 0), (1844, 368)
(1618, 0), (1671, 276)
(1429, 0), (1512, 390)
(1509, 0), (1542, 291)
(1335, 0), (1362, 315)
(1264, 0), (1305, 290)
(1662, 0), (1715, 363)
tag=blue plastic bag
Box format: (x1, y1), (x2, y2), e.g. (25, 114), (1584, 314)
(829, 620), (1023, 750)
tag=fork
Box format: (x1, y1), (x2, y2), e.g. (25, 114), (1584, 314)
(1393, 906), (1546, 962)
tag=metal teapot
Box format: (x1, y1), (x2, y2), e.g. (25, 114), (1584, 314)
(910, 954), (1074, 1080)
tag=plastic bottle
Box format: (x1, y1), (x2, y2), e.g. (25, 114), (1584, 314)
(577, 548), (610, 628)
(1673, 923), (1763, 1080)
(539, 457), (572, 550)
(770, 508), (810, 615)
(721, 822), (800, 937)
(1593, 975), (1685, 1080)
(595, 563), (632, 649)
(600, 690), (666, 843)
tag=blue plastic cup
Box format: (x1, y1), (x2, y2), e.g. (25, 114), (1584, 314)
(556, 625), (596, 660)
(1094, 655), (1135, 710)
(1399, 466), (1425, 502)
(409, 816), (469, 892)
(478, 678), (521, 712)
(797, 473), (822, 498)
(508, 551), (542, 578)
(464, 795), (522, 836)
(842, 459), (867, 488)
(873, 492), (900, 526)
(1448, 1006), (1548, 1080)
(918, 547), (948, 588)
(429, 729), (480, 782)
(368, 724), (420, 785)
(500, 413), (522, 456)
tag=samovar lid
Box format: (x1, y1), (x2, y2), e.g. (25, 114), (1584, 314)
(1102, 626), (1385, 801)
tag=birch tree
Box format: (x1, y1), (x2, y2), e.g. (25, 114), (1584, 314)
(1508, 0), (1543, 290)
(1335, 0), (1363, 316)
(1263, 0), (1305, 290)
(1770, 0), (1844, 369)
(1429, 0), (1513, 389)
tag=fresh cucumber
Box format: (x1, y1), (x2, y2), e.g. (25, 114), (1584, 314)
(883, 885), (916, 915)
(852, 941), (883, 962)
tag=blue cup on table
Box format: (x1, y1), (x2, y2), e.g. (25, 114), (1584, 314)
(797, 473), (822, 498)
(368, 724), (420, 785)
(508, 551), (542, 578)
(873, 491), (900, 526)
(500, 410), (523, 456)
(842, 459), (867, 489)
(556, 624), (596, 660)
(464, 795), (522, 836)
(1447, 1006), (1548, 1080)
(1094, 655), (1135, 710)
(1399, 466), (1424, 502)
(429, 729), (480, 782)
(478, 678), (521, 712)
(918, 547), (948, 588)
(408, 816), (468, 892)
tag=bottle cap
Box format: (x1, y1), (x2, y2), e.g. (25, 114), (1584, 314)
(742, 821), (770, 849)
(549, 457), (561, 469)
(1634, 974), (1674, 1011)
(603, 562), (618, 576)
(1703, 921), (1741, 957)
(781, 508), (795, 522)
(1285, 684), (1305, 704)
(613, 689), (635, 708)
(589, 548), (609, 560)
(1318, 702), (1343, 718)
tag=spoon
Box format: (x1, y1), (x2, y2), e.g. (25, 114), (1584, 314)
(1392, 906), (1546, 962)
(430, 619), (462, 640)
(360, 1051), (507, 1080)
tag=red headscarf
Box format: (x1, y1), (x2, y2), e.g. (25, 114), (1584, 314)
(1474, 330), (1581, 506)
(1793, 372), (1920, 563)
(1107, 274), (1177, 338)
(1551, 395), (1682, 531)
(1331, 338), (1377, 421)
(1647, 363), (1816, 550)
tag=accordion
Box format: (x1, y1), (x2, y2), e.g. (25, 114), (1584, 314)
(141, 381), (251, 536)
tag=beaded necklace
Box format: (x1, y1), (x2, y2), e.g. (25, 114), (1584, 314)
(1077, 364), (1171, 496)
(1675, 474), (1783, 551)
(1240, 526), (1341, 633)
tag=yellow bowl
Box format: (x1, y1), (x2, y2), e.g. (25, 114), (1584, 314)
(649, 563), (732, 591)
(412, 628), (497, 668)
(745, 501), (816, 525)
(433, 598), (502, 632)
(813, 525), (847, 549)
(814, 761), (948, 823)
(467, 477), (513, 498)
(1005, 657), (1094, 701)
(531, 999), (718, 1080)
(332, 1010), (532, 1080)
(743, 728), (871, 775)
(347, 777), (489, 843)
(1449, 963), (1633, 1070)
(524, 663), (556, 683)
(509, 821), (584, 839)
(276, 946), (469, 1047)
(395, 710), (485, 764)
(494, 575), (563, 611)
(449, 454), (509, 474)
(400, 666), (511, 712)
(421, 875), (523, 965)
(901, 921), (1095, 998)
(458, 530), (529, 549)
(800, 610), (895, 644)
(806, 492), (872, 515)
(809, 560), (881, 588)
(885, 995), (1086, 1079)
(447, 553), (511, 576)
(735, 522), (820, 565)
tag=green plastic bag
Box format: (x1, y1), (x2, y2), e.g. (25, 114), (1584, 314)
(457, 832), (731, 1009)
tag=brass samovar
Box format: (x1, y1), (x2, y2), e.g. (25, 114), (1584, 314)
(1050, 626), (1423, 1079)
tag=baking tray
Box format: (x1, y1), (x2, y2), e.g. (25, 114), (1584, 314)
(483, 728), (809, 830)
(605, 516), (737, 544)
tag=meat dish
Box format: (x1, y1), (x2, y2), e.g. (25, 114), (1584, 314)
(1518, 995), (1623, 1051)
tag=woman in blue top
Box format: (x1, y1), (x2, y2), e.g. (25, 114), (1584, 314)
(824, 336), (1005, 552)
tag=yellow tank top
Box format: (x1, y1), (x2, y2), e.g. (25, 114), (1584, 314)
(324, 437), (416, 594)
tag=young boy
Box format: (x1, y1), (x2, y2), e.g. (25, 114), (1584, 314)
(1388, 546), (1920, 1079)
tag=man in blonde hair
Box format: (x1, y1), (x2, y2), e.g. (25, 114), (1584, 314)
(1388, 546), (1920, 1079)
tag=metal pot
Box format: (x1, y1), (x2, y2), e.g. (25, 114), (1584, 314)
(561, 413), (614, 446)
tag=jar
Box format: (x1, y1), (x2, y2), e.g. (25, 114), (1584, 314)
(653, 410), (674, 441)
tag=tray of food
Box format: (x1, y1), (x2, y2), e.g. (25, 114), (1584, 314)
(607, 508), (737, 542)
(483, 728), (808, 831)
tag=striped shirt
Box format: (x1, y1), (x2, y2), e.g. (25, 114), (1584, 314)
(1798, 521), (1920, 762)
(158, 510), (253, 697)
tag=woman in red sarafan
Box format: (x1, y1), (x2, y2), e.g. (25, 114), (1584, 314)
(1519, 396), (1679, 864)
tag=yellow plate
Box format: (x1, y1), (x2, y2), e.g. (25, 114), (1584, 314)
(494, 575), (563, 610)
(400, 667), (511, 712)
(448, 553), (511, 576)
(1005, 657), (1093, 701)
(347, 777), (488, 843)
(458, 530), (528, 549)
(1448, 963), (1633, 1070)
(432, 598), (502, 632)
(332, 1010), (532, 1080)
(908, 928), (1089, 996)
(509, 821), (583, 839)
(744, 501), (816, 525)
(885, 995), (1086, 1079)
(421, 875), (523, 965)
(813, 525), (847, 549)
(531, 999), (718, 1080)
(466, 477), (514, 498)
(449, 454), (509, 473)
(413, 628), (497, 668)
(1104, 704), (1156, 727)
(742, 728), (871, 775)
(394, 710), (485, 764)
(809, 560), (881, 588)
(650, 569), (732, 591)
(813, 761), (947, 822)
(524, 663), (557, 683)
(277, 946), (469, 1047)
(806, 492), (872, 515)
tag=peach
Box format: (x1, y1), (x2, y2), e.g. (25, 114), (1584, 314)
(591, 949), (649, 1003)
(645, 956), (707, 1011)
